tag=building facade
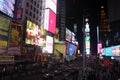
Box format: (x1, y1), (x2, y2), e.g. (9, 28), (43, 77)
(107, 0), (120, 45)
(57, 0), (66, 41)
(15, 0), (42, 26)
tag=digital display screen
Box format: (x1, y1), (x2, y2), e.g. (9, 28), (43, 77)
(67, 43), (76, 56)
(25, 20), (46, 46)
(97, 43), (102, 54)
(102, 45), (120, 56)
(45, 0), (57, 13)
(44, 9), (56, 34)
(0, 0), (15, 18)
(112, 45), (120, 56)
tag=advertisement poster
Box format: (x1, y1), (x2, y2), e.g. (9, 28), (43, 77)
(66, 28), (72, 42)
(54, 44), (66, 57)
(37, 27), (46, 47)
(44, 9), (56, 34)
(42, 35), (53, 54)
(26, 20), (46, 46)
(7, 22), (22, 55)
(25, 20), (38, 45)
(0, 16), (10, 54)
(0, 0), (15, 17)
(102, 45), (120, 56)
(97, 43), (102, 54)
(45, 0), (57, 14)
(67, 43), (77, 56)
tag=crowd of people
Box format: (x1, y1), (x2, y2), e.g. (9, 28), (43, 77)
(86, 56), (120, 80)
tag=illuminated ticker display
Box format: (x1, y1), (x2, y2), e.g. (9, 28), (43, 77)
(85, 18), (90, 55)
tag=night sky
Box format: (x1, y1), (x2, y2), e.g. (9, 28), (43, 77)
(66, 0), (107, 54)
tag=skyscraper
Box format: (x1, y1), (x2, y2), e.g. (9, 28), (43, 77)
(99, 5), (109, 47)
(56, 0), (66, 41)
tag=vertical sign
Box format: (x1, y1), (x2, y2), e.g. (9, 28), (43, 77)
(85, 18), (90, 55)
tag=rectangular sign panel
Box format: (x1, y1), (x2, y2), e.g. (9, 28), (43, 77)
(44, 9), (56, 34)
(45, 0), (57, 13)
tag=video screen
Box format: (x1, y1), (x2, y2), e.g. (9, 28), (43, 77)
(25, 20), (46, 46)
(97, 43), (102, 54)
(67, 43), (77, 56)
(45, 0), (57, 13)
(44, 9), (56, 34)
(102, 45), (120, 56)
(0, 0), (15, 18)
(112, 45), (120, 56)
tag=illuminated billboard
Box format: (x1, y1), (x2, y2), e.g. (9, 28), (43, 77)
(42, 35), (53, 54)
(44, 9), (56, 34)
(66, 28), (72, 42)
(103, 47), (112, 56)
(0, 16), (10, 54)
(97, 43), (102, 54)
(45, 0), (57, 14)
(67, 43), (77, 56)
(0, 0), (15, 18)
(54, 43), (66, 57)
(112, 45), (120, 56)
(25, 20), (46, 46)
(85, 21), (90, 55)
(102, 45), (120, 56)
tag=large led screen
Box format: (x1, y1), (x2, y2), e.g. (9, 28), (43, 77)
(37, 27), (46, 46)
(54, 44), (66, 57)
(0, 16), (10, 54)
(103, 47), (113, 56)
(112, 45), (120, 56)
(25, 20), (46, 46)
(42, 36), (53, 54)
(25, 20), (38, 45)
(102, 45), (120, 56)
(0, 0), (15, 18)
(44, 9), (56, 34)
(67, 43), (77, 56)
(45, 0), (57, 14)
